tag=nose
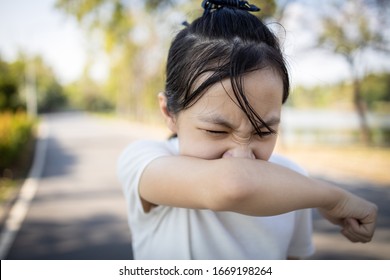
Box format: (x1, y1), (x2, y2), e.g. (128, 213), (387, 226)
(222, 146), (255, 159)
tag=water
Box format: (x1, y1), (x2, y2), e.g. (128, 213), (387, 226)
(280, 108), (390, 144)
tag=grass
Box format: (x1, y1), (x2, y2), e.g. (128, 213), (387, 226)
(0, 136), (36, 203)
(0, 119), (36, 225)
(0, 112), (37, 203)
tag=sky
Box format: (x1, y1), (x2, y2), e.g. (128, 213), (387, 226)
(1, 0), (389, 86)
(0, 0), (96, 83)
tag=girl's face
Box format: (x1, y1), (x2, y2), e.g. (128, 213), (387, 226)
(160, 68), (283, 161)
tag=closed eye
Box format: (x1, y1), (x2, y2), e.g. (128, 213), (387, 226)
(205, 130), (228, 135)
(254, 130), (277, 137)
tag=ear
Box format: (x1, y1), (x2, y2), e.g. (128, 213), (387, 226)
(158, 92), (177, 134)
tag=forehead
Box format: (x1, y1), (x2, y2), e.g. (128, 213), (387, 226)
(187, 68), (283, 121)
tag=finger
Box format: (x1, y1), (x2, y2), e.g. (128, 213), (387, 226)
(349, 218), (376, 242)
(341, 228), (361, 243)
(342, 219), (372, 243)
(347, 219), (372, 242)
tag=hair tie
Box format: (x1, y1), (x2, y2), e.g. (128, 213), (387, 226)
(182, 21), (190, 27)
(202, 0), (260, 16)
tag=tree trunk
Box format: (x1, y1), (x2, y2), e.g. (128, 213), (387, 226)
(352, 78), (372, 145)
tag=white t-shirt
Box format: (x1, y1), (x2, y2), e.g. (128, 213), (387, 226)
(117, 138), (315, 259)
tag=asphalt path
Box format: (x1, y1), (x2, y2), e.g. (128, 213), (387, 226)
(2, 112), (167, 259)
(1, 112), (389, 259)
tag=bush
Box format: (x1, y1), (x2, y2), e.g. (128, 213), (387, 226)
(0, 112), (36, 172)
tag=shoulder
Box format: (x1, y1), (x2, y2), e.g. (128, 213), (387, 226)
(119, 138), (178, 161)
(117, 138), (178, 185)
(269, 154), (308, 176)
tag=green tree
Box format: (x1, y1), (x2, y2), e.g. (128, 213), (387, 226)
(30, 56), (67, 112)
(64, 63), (113, 112)
(0, 56), (23, 111)
(361, 72), (390, 111)
(1, 54), (67, 114)
(317, 0), (390, 144)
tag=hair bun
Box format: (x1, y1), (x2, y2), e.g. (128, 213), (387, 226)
(202, 0), (260, 16)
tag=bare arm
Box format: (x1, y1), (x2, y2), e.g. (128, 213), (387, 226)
(140, 156), (377, 242)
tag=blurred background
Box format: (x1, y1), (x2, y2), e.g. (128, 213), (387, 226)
(0, 0), (389, 260)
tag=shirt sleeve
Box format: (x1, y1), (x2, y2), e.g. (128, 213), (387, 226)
(117, 140), (173, 215)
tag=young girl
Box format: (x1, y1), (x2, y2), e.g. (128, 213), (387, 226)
(117, 0), (377, 259)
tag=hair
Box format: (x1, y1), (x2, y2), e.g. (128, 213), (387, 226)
(164, 1), (289, 136)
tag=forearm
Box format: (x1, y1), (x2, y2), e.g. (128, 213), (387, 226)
(211, 158), (377, 244)
(140, 155), (377, 243)
(210, 157), (346, 216)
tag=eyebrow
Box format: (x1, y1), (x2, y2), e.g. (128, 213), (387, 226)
(198, 114), (234, 128)
(198, 114), (280, 129)
(255, 117), (280, 128)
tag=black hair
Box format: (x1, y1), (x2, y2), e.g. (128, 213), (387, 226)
(164, 2), (289, 136)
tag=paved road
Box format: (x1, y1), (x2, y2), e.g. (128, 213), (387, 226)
(3, 112), (168, 259)
(2, 112), (389, 259)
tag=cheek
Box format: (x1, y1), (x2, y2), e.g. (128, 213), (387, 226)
(180, 141), (225, 159)
(178, 134), (226, 159)
(254, 137), (278, 161)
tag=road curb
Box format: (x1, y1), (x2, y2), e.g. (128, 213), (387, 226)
(0, 118), (49, 259)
